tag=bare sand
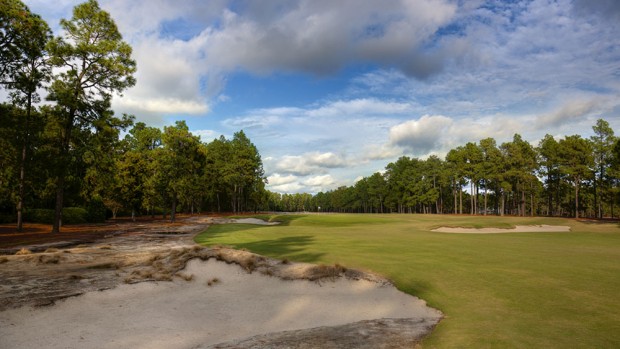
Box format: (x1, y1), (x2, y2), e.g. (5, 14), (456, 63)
(0, 257), (442, 349)
(432, 225), (571, 234)
(233, 217), (280, 225)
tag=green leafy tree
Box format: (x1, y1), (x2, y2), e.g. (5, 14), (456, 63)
(501, 134), (538, 216)
(478, 138), (502, 215)
(228, 130), (266, 213)
(367, 172), (387, 213)
(46, 0), (136, 232)
(446, 147), (468, 214)
(590, 119), (617, 218)
(116, 122), (162, 219)
(0, 0), (51, 230)
(558, 135), (594, 218)
(538, 134), (562, 216)
(156, 121), (204, 222)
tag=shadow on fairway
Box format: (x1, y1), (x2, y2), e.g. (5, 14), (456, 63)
(233, 235), (325, 263)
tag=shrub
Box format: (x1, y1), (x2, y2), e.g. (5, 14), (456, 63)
(61, 207), (88, 224)
(0, 213), (15, 224)
(86, 197), (107, 223)
(24, 207), (88, 224)
(25, 209), (55, 224)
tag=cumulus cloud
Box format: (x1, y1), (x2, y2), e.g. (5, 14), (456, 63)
(388, 115), (453, 155)
(267, 173), (297, 186)
(203, 0), (458, 78)
(302, 175), (336, 188)
(272, 152), (348, 176)
(535, 98), (605, 128)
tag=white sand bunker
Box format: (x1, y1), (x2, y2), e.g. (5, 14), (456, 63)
(433, 225), (571, 234)
(0, 259), (441, 349)
(233, 217), (280, 225)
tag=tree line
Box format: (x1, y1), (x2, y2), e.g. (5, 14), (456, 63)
(272, 119), (620, 219)
(0, 0), (267, 231)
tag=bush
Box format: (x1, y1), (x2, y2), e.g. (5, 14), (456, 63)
(25, 209), (55, 224)
(25, 207), (88, 224)
(62, 207), (88, 224)
(0, 213), (15, 224)
(86, 197), (106, 223)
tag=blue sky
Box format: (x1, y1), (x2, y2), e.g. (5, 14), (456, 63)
(21, 0), (620, 193)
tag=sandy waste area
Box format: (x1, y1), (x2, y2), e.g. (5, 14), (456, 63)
(0, 217), (442, 348)
(432, 225), (571, 234)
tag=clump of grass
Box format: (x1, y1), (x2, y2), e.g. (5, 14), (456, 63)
(207, 277), (220, 286)
(308, 263), (347, 281)
(0, 256), (8, 264)
(87, 262), (118, 270)
(281, 258), (290, 265)
(15, 248), (32, 255)
(98, 245), (113, 250)
(239, 256), (257, 272)
(44, 247), (60, 253)
(261, 269), (274, 276)
(35, 254), (62, 264)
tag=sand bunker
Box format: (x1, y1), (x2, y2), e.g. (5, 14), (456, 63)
(432, 225), (571, 234)
(233, 217), (280, 225)
(0, 255), (441, 349)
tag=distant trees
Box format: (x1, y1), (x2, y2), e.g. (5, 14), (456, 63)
(306, 119), (619, 218)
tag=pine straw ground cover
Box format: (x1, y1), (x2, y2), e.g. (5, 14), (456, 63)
(195, 214), (620, 348)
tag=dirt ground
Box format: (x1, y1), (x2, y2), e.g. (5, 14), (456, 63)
(0, 215), (441, 348)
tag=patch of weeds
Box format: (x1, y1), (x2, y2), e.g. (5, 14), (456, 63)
(260, 269), (274, 277)
(87, 262), (118, 270)
(207, 277), (220, 286)
(281, 258), (290, 265)
(239, 256), (257, 272)
(36, 254), (62, 264)
(0, 256), (8, 264)
(15, 248), (32, 255)
(45, 248), (60, 253)
(98, 245), (112, 250)
(308, 263), (347, 281)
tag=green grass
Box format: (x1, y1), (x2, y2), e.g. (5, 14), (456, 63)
(194, 214), (620, 348)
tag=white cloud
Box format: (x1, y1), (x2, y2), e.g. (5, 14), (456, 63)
(302, 175), (336, 188)
(191, 129), (219, 142)
(202, 0), (457, 78)
(535, 98), (607, 128)
(388, 115), (453, 154)
(272, 151), (349, 176)
(267, 173), (297, 186)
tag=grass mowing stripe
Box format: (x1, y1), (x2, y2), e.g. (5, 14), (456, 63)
(195, 214), (620, 348)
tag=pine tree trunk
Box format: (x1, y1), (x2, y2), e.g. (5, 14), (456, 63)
(574, 181), (580, 219)
(170, 193), (177, 223)
(52, 110), (75, 234)
(500, 191), (505, 216)
(16, 94), (33, 231)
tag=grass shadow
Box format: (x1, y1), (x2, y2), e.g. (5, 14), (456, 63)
(233, 235), (325, 263)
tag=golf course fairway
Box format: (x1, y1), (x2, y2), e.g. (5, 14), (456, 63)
(195, 214), (620, 348)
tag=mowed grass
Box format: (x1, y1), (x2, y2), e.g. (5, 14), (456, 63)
(194, 214), (620, 348)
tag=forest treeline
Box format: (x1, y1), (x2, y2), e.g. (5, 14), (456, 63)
(3, 1), (620, 230)
(0, 0), (267, 231)
(268, 119), (620, 219)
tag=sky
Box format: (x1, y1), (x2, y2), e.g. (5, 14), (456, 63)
(21, 0), (620, 194)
